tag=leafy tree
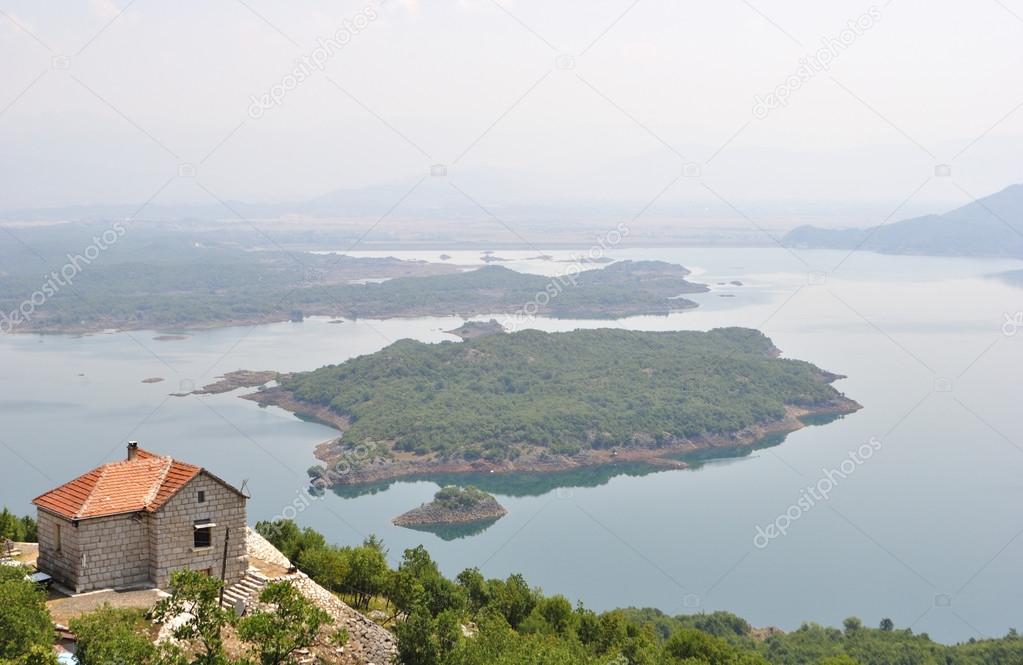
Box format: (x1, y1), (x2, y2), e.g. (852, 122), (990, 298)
(0, 509), (37, 543)
(520, 595), (574, 636)
(254, 520), (325, 564)
(455, 568), (490, 616)
(296, 546), (347, 592)
(878, 617), (894, 632)
(432, 487), (491, 510)
(390, 546), (464, 619)
(0, 644), (59, 665)
(236, 581), (331, 665)
(0, 566), (53, 662)
(19, 517), (37, 543)
(820, 656), (861, 665)
(151, 569), (231, 665)
(444, 608), (590, 665)
(434, 609), (462, 657)
(343, 538), (390, 610)
(70, 605), (183, 665)
(395, 605), (440, 665)
(487, 574), (536, 629)
(662, 627), (768, 664)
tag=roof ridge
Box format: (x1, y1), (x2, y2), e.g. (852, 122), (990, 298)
(142, 456), (174, 509)
(33, 448), (236, 521)
(76, 463), (111, 519)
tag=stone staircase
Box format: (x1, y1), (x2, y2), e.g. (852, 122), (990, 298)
(220, 569), (269, 614)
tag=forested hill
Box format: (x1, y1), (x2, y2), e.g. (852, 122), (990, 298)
(271, 327), (858, 462)
(783, 183), (1023, 257)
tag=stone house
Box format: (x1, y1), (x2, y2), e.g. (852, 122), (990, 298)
(33, 442), (248, 593)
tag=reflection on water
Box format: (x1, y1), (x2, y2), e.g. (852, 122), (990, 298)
(329, 413), (852, 499)
(330, 461), (669, 499)
(396, 516), (505, 541)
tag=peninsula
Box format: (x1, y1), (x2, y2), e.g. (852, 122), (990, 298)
(244, 327), (860, 486)
(1, 240), (707, 332)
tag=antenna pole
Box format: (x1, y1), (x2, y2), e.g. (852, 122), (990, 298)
(218, 527), (230, 608)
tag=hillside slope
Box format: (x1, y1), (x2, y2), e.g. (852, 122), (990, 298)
(783, 184), (1023, 257)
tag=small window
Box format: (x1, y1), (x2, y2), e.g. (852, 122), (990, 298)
(193, 520), (215, 549)
(55, 525), (62, 553)
(194, 526), (211, 548)
(197, 491), (205, 503)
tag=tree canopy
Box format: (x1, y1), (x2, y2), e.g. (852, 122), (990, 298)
(280, 327), (852, 458)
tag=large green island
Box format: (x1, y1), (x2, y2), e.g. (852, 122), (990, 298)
(245, 327), (860, 486)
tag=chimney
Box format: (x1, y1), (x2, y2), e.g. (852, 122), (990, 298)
(127, 441), (139, 460)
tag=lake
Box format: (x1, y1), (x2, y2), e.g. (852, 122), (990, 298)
(2, 247), (1021, 643)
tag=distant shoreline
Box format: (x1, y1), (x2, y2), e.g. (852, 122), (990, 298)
(0, 260), (707, 335)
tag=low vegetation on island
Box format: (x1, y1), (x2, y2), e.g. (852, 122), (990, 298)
(0, 221), (708, 333)
(288, 259), (707, 321)
(443, 319), (505, 340)
(393, 486), (507, 528)
(248, 327), (860, 485)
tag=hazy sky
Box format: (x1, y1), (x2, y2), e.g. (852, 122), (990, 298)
(1, 0), (1022, 220)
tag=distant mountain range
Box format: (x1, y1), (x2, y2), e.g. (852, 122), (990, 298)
(783, 184), (1023, 258)
(0, 179), (493, 223)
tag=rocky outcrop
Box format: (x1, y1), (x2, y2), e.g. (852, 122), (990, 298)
(245, 527), (292, 569)
(289, 573), (398, 665)
(244, 529), (397, 664)
(393, 487), (507, 527)
(444, 319), (505, 340)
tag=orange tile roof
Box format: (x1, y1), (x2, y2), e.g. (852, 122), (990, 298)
(33, 448), (203, 520)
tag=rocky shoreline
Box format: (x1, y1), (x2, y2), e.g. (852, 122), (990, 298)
(444, 318), (505, 340)
(392, 487), (507, 527)
(245, 385), (860, 487)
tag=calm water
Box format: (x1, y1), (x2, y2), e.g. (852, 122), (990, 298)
(2, 247), (1022, 643)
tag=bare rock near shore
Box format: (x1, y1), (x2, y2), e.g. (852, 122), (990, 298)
(193, 370), (284, 395)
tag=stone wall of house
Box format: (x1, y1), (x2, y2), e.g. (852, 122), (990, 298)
(36, 510), (151, 593)
(35, 509), (81, 590)
(150, 472), (248, 589)
(75, 513), (150, 591)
